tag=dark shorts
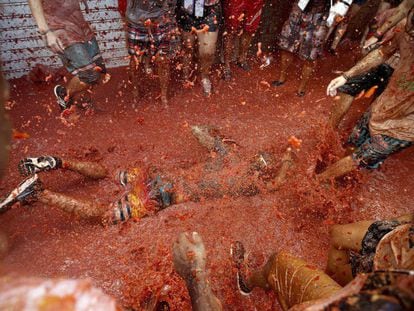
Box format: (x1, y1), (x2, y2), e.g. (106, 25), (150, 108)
(127, 21), (181, 57)
(278, 5), (328, 61)
(350, 220), (402, 276)
(59, 37), (106, 76)
(349, 111), (412, 169)
(338, 64), (394, 98)
(177, 3), (222, 33)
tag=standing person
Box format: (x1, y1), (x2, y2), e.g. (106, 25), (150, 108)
(126, 0), (180, 106)
(177, 0), (222, 96)
(28, 0), (110, 111)
(273, 0), (331, 97)
(319, 11), (413, 183)
(222, 0), (264, 81)
(0, 71), (11, 179)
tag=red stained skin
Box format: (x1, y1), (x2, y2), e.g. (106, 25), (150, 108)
(0, 47), (413, 310)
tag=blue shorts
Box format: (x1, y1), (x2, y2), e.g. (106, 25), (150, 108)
(349, 111), (412, 169)
(59, 37), (106, 76)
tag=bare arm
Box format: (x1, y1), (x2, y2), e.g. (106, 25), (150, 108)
(376, 0), (414, 37)
(28, 0), (49, 33)
(344, 38), (398, 78)
(28, 0), (64, 53)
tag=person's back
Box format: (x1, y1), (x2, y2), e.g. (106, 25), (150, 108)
(369, 14), (414, 142)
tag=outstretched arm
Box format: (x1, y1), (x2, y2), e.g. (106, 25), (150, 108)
(327, 36), (399, 96)
(364, 0), (414, 49)
(173, 232), (222, 311)
(28, 0), (64, 53)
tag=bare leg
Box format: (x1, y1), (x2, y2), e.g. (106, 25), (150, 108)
(173, 232), (223, 311)
(197, 30), (219, 80)
(155, 53), (170, 106)
(297, 60), (315, 96)
(238, 32), (253, 65)
(326, 247), (353, 286)
(38, 189), (107, 222)
(239, 250), (341, 310)
(273, 50), (294, 86)
(182, 32), (196, 81)
(129, 55), (141, 100)
(63, 159), (108, 179)
(66, 76), (90, 101)
(330, 93), (355, 129)
(317, 156), (357, 183)
(223, 32), (236, 79)
(266, 147), (295, 191)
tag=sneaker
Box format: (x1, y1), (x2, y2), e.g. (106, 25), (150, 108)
(231, 241), (252, 295)
(0, 174), (42, 213)
(201, 78), (212, 97)
(54, 85), (71, 110)
(18, 156), (62, 176)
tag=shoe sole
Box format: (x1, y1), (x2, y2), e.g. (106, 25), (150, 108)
(54, 85), (70, 110)
(0, 174), (39, 213)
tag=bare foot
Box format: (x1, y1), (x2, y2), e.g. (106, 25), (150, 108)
(172, 232), (206, 283)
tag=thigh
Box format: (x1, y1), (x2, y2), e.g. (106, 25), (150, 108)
(182, 31), (196, 49)
(330, 220), (374, 251)
(197, 30), (218, 55)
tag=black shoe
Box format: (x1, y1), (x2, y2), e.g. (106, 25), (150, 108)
(297, 90), (306, 97)
(237, 61), (251, 71)
(54, 85), (72, 110)
(18, 156), (62, 176)
(0, 174), (42, 213)
(271, 80), (285, 87)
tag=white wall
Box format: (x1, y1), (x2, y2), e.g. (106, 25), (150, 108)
(0, 0), (128, 79)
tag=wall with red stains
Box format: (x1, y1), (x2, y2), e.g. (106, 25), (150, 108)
(0, 0), (128, 79)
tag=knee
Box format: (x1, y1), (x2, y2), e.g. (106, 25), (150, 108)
(78, 69), (100, 85)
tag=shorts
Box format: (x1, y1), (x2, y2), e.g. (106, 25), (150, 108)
(278, 5), (328, 61)
(59, 37), (106, 76)
(177, 3), (221, 33)
(349, 111), (412, 169)
(350, 220), (402, 276)
(224, 0), (264, 34)
(338, 64), (394, 98)
(127, 21), (180, 57)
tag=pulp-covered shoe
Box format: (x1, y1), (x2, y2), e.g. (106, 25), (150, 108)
(54, 85), (72, 110)
(0, 174), (42, 213)
(201, 78), (212, 97)
(18, 156), (62, 176)
(231, 241), (252, 295)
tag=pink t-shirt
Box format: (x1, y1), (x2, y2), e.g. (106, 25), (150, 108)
(42, 0), (95, 49)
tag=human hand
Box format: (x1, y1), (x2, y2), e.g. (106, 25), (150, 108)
(44, 31), (64, 54)
(327, 75), (347, 97)
(173, 232), (206, 282)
